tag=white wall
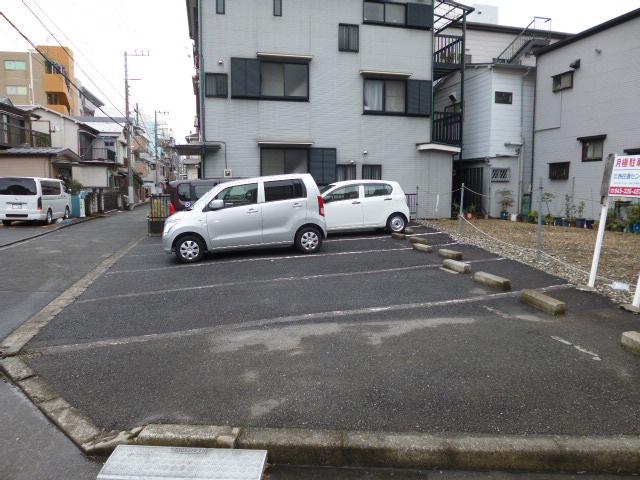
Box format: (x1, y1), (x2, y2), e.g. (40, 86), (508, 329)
(533, 16), (640, 218)
(72, 165), (109, 187)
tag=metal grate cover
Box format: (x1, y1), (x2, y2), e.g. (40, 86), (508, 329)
(491, 168), (511, 182)
(97, 445), (267, 480)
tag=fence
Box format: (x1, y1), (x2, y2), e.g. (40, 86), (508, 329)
(148, 194), (171, 236)
(405, 193), (417, 219)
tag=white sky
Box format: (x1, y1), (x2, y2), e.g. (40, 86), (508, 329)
(1, 0), (639, 143)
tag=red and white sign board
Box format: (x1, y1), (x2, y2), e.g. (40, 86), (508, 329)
(609, 155), (640, 198)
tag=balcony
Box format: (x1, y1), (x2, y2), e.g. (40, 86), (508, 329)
(432, 112), (462, 146)
(0, 121), (52, 148)
(433, 34), (464, 81)
(80, 147), (117, 162)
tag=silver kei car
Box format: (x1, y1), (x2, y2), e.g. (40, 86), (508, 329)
(162, 174), (327, 263)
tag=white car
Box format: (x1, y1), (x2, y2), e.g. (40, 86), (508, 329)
(320, 180), (410, 233)
(0, 176), (71, 226)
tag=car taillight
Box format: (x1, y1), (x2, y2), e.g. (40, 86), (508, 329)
(37, 197), (42, 210)
(317, 195), (325, 217)
(169, 201), (176, 216)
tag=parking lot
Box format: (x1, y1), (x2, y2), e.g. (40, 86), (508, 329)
(21, 224), (640, 436)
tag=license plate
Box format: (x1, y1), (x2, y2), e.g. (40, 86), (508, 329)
(11, 204), (22, 209)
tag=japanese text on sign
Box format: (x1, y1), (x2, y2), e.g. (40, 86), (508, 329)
(609, 155), (640, 198)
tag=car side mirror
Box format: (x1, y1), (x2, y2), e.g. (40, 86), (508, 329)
(208, 199), (224, 211)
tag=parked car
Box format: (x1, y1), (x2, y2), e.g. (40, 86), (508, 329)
(163, 174), (327, 263)
(0, 176), (71, 226)
(320, 180), (410, 233)
(165, 178), (239, 213)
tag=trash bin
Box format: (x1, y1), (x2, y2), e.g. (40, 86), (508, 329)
(71, 191), (87, 218)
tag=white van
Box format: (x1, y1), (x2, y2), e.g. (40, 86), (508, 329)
(0, 177), (71, 226)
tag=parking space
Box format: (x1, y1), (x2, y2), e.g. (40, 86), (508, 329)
(21, 224), (640, 436)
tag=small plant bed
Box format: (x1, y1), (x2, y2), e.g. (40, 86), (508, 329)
(425, 218), (640, 305)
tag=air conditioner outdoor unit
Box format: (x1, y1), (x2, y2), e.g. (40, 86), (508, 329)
(223, 169), (232, 178)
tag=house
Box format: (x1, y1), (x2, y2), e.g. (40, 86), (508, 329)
(0, 46), (81, 116)
(532, 8), (640, 220)
(185, 0), (475, 218)
(178, 133), (203, 180)
(434, 16), (570, 216)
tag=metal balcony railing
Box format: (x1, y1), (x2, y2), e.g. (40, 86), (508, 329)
(80, 147), (117, 161)
(432, 112), (462, 146)
(0, 121), (52, 148)
(495, 17), (552, 64)
(434, 34), (464, 66)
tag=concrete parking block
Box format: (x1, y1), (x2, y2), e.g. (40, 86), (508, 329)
(621, 331), (640, 355)
(442, 259), (471, 274)
(521, 289), (566, 315)
(473, 272), (511, 291)
(438, 249), (463, 260)
(412, 243), (433, 254)
(409, 237), (429, 245)
(391, 233), (406, 240)
(404, 227), (415, 235)
(137, 424), (240, 449)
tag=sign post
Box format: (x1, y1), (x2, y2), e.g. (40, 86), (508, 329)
(588, 154), (640, 312)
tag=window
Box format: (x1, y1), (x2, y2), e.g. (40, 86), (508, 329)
(363, 1), (432, 29)
(4, 60), (26, 70)
(205, 73), (228, 98)
(273, 0), (282, 16)
(552, 71), (573, 92)
(549, 162), (570, 181)
(579, 135), (605, 162)
(309, 148), (336, 185)
(0, 177), (37, 195)
(41, 181), (61, 196)
(495, 91), (513, 104)
(328, 185), (359, 202)
(491, 168), (511, 182)
(364, 183), (393, 197)
(364, 79), (404, 113)
(214, 183), (258, 207)
(336, 164), (356, 181)
(177, 184), (191, 201)
(260, 62), (308, 99)
(6, 85), (27, 96)
(261, 149), (308, 175)
(339, 24), (359, 52)
(362, 164), (382, 180)
(264, 179), (306, 202)
(216, 0), (225, 14)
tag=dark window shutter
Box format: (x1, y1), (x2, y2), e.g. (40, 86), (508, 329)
(231, 58), (260, 97)
(309, 149), (337, 185)
(406, 3), (433, 29)
(406, 80), (431, 116)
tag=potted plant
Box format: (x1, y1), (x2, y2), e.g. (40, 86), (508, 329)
(496, 189), (514, 220)
(545, 213), (554, 226)
(575, 201), (587, 229)
(562, 195), (575, 227)
(528, 210), (539, 224)
(464, 204), (476, 220)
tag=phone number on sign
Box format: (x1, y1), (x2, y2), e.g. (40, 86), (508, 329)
(609, 186), (640, 196)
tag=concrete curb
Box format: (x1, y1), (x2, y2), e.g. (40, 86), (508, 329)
(474, 272), (511, 291)
(521, 289), (566, 315)
(438, 249), (463, 260)
(391, 233), (406, 240)
(0, 215), (101, 249)
(622, 304), (640, 314)
(621, 331), (640, 355)
(0, 236), (143, 357)
(134, 424), (640, 474)
(442, 259), (471, 274)
(412, 243), (433, 253)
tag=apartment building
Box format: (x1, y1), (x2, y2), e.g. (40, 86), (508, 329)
(186, 0), (473, 218)
(533, 8), (640, 219)
(434, 18), (569, 216)
(0, 46), (90, 116)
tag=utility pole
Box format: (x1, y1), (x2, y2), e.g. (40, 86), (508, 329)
(123, 50), (149, 208)
(154, 110), (169, 192)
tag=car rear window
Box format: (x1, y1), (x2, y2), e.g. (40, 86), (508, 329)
(264, 179), (306, 202)
(364, 183), (393, 197)
(0, 177), (37, 195)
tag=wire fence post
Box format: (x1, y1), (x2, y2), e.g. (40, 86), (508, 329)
(536, 177), (543, 261)
(458, 183), (465, 234)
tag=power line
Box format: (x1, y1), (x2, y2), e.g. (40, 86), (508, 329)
(27, 0), (126, 103)
(20, 0), (127, 119)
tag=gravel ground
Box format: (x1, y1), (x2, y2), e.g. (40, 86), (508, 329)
(423, 219), (640, 306)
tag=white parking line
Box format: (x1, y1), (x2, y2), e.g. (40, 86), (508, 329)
(29, 283), (572, 356)
(551, 336), (602, 361)
(325, 231), (445, 242)
(106, 247), (416, 275)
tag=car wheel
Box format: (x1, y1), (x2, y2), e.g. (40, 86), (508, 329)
(387, 213), (406, 233)
(295, 226), (322, 254)
(2, 220), (11, 226)
(175, 235), (205, 263)
(45, 210), (53, 225)
(63, 207), (70, 219)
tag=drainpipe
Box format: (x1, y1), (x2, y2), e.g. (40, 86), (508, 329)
(197, 0), (207, 177)
(28, 51), (35, 105)
(517, 68), (532, 214)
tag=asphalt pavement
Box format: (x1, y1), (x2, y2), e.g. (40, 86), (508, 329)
(20, 225), (640, 437)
